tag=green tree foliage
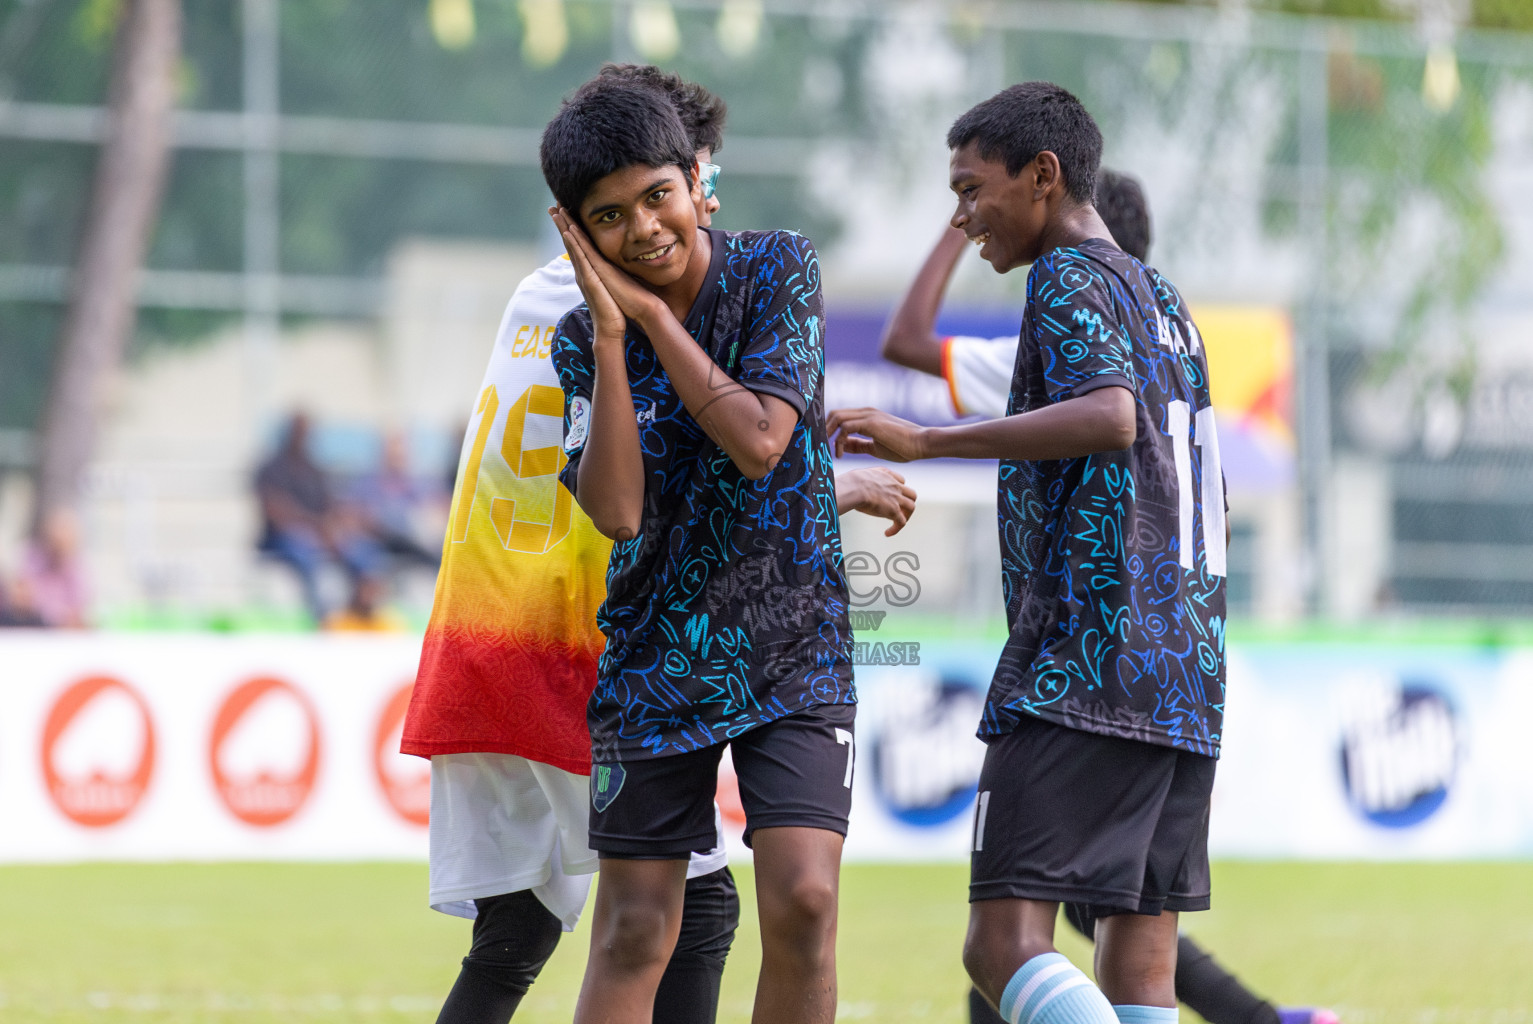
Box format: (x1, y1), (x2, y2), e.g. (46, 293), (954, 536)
(1261, 0), (1405, 22)
(0, 0), (1527, 437)
(1473, 0), (1533, 32)
(1095, 0), (1525, 30)
(0, 303), (61, 433)
(0, 0), (873, 431)
(1297, 46), (1502, 406)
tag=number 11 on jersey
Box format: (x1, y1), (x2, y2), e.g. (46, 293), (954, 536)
(1167, 400), (1227, 578)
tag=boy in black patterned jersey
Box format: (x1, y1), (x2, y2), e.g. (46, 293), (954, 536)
(879, 168), (1337, 1024)
(832, 82), (1226, 1024)
(543, 75), (857, 1024)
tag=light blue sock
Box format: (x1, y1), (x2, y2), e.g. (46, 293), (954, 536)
(1112, 1006), (1178, 1023)
(997, 952), (1118, 1024)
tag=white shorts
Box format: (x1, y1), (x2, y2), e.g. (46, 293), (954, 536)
(429, 753), (728, 930)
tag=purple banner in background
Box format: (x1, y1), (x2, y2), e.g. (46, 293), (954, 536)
(822, 303), (1294, 493)
(824, 306), (1020, 427)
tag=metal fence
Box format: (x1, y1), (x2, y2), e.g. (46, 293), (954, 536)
(2, 0), (1531, 622)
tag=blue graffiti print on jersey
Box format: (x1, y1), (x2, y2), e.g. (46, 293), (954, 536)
(553, 229), (854, 762)
(989, 238), (1226, 757)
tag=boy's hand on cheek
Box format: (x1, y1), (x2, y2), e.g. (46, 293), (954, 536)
(589, 253), (665, 328)
(550, 207), (663, 330)
(551, 207), (626, 343)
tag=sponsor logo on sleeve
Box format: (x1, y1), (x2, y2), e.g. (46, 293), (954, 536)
(563, 395), (591, 454)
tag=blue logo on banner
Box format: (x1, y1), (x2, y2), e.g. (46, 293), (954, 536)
(1339, 681), (1459, 829)
(870, 677), (986, 827)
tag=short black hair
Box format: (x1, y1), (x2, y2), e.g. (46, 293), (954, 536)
(946, 82), (1102, 204)
(1095, 168), (1152, 261)
(598, 63), (728, 156)
(540, 77), (696, 217)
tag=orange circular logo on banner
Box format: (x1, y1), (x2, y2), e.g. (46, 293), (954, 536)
(374, 681), (429, 827)
(209, 677), (322, 827)
(41, 676), (156, 828)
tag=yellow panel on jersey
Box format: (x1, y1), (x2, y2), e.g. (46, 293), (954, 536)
(403, 256), (611, 774)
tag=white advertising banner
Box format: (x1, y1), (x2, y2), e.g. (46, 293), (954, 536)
(836, 639), (1533, 862)
(1212, 643), (1533, 859)
(3, 633), (1531, 863)
(0, 633), (429, 861)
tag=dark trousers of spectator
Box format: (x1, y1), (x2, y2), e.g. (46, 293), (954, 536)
(376, 530), (441, 571)
(261, 526), (382, 623)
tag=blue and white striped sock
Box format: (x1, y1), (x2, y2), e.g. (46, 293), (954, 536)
(1112, 1005), (1178, 1023)
(997, 952), (1118, 1024)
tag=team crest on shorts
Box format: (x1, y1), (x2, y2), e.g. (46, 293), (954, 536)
(591, 762), (626, 812)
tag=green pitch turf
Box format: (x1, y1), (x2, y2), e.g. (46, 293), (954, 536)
(0, 861), (1528, 1022)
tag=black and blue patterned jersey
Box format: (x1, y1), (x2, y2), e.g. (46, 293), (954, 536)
(988, 237), (1227, 758)
(552, 228), (855, 762)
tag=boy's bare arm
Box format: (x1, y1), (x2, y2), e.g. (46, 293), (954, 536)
(555, 210), (795, 480)
(829, 386), (1136, 463)
(577, 341), (646, 539)
(880, 226), (970, 377)
(632, 309), (798, 480)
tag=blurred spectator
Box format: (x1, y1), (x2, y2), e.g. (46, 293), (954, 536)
(254, 412), (382, 623)
(324, 574), (407, 632)
(348, 430), (442, 572)
(16, 510), (89, 628)
(0, 571), (46, 628)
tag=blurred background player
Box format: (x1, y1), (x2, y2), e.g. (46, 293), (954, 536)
(880, 167), (1339, 1024)
(402, 64), (914, 1024)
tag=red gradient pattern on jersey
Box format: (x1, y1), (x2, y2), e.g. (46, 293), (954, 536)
(402, 624), (599, 775)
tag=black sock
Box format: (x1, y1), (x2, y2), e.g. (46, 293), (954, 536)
(653, 868), (740, 1024)
(969, 985), (1007, 1024)
(1176, 934), (1281, 1024)
(435, 963), (529, 1024)
(654, 962), (724, 1024)
(435, 890), (563, 1024)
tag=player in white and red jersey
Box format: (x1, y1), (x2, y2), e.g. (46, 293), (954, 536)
(402, 65), (915, 1024)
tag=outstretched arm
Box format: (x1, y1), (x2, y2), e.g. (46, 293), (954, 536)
(553, 209), (796, 481)
(829, 386), (1137, 463)
(880, 226), (970, 377)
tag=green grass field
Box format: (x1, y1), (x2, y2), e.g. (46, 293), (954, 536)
(0, 862), (1529, 1022)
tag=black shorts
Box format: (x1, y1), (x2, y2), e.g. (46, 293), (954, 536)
(969, 714), (1215, 915)
(589, 703), (856, 858)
